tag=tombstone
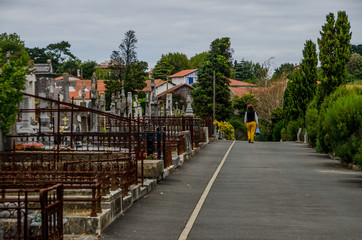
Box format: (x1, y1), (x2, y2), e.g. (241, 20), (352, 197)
(98, 94), (106, 129)
(150, 79), (159, 116)
(166, 93), (173, 116)
(110, 93), (116, 114)
(38, 92), (51, 132)
(80, 102), (88, 132)
(145, 92), (150, 117)
(133, 95), (139, 118)
(62, 73), (70, 103)
(115, 91), (121, 116)
(127, 92), (132, 117)
(185, 95), (194, 117)
(18, 76), (35, 133)
(120, 88), (127, 117)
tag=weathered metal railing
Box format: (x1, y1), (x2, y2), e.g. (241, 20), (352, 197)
(0, 184), (63, 240)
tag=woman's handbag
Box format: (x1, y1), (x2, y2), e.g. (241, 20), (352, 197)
(255, 127), (260, 135)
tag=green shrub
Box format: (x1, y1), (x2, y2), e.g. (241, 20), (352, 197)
(316, 86), (362, 153)
(323, 93), (361, 164)
(286, 120), (299, 141)
(305, 99), (318, 147)
(281, 128), (288, 141)
(215, 120), (235, 140)
(229, 119), (247, 140)
(272, 120), (284, 142)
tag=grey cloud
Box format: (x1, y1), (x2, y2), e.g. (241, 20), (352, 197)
(0, 0), (361, 69)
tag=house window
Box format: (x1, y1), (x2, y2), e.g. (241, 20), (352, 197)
(188, 77), (194, 84)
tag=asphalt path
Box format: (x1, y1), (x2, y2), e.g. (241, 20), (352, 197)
(101, 140), (362, 240)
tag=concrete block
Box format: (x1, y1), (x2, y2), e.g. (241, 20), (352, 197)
(138, 160), (164, 179)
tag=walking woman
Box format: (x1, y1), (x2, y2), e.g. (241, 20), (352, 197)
(244, 105), (259, 143)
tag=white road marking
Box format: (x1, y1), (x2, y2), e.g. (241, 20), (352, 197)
(178, 140), (236, 240)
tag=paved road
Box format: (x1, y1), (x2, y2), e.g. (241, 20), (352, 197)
(101, 141), (362, 240)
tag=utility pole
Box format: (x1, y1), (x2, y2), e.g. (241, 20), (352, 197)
(213, 70), (215, 122)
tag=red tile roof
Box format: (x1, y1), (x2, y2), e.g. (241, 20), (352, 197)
(142, 79), (167, 92)
(228, 78), (255, 86)
(157, 84), (194, 98)
(169, 69), (198, 78)
(229, 87), (261, 97)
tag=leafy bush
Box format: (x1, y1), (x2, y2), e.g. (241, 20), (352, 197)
(214, 120), (235, 140)
(280, 128), (287, 141)
(229, 119), (247, 140)
(316, 86), (362, 153)
(305, 99), (318, 147)
(286, 120), (299, 141)
(322, 93), (361, 164)
(272, 120), (284, 142)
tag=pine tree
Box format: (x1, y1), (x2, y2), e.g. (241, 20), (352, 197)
(191, 38), (233, 120)
(317, 11), (352, 105)
(283, 40), (318, 124)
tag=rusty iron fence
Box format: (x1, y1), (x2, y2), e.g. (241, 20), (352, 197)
(0, 184), (63, 240)
(0, 93), (213, 238)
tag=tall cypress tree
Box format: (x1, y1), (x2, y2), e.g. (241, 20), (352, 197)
(191, 38), (233, 120)
(317, 11), (352, 106)
(283, 40), (318, 124)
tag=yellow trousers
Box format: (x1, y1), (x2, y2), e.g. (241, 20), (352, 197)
(246, 121), (257, 142)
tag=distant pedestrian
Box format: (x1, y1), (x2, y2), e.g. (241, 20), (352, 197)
(244, 105), (259, 143)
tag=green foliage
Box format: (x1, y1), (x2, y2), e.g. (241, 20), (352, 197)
(305, 98), (319, 147)
(190, 52), (207, 69)
(322, 92), (361, 164)
(286, 120), (300, 141)
(152, 52), (191, 80)
(215, 120), (235, 140)
(233, 59), (268, 84)
(271, 107), (283, 124)
(80, 60), (98, 79)
(106, 30), (147, 103)
(351, 44), (362, 55)
(280, 128), (287, 141)
(229, 118), (247, 140)
(0, 33), (30, 65)
(273, 63), (294, 79)
(283, 40), (318, 125)
(317, 11), (352, 106)
(272, 120), (284, 142)
(0, 58), (27, 136)
(316, 86), (362, 155)
(232, 94), (257, 117)
(191, 37), (233, 120)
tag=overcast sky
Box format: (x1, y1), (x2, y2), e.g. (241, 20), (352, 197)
(1, 0), (361, 71)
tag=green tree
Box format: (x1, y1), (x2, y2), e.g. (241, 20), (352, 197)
(190, 52), (207, 69)
(105, 30), (147, 107)
(0, 33), (29, 65)
(351, 44), (362, 55)
(191, 37), (233, 120)
(317, 11), (352, 105)
(0, 54), (27, 145)
(80, 60), (98, 79)
(273, 63), (294, 79)
(152, 55), (173, 80)
(26, 47), (48, 63)
(283, 40), (318, 124)
(234, 59), (254, 82)
(232, 94), (257, 117)
(152, 53), (191, 80)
